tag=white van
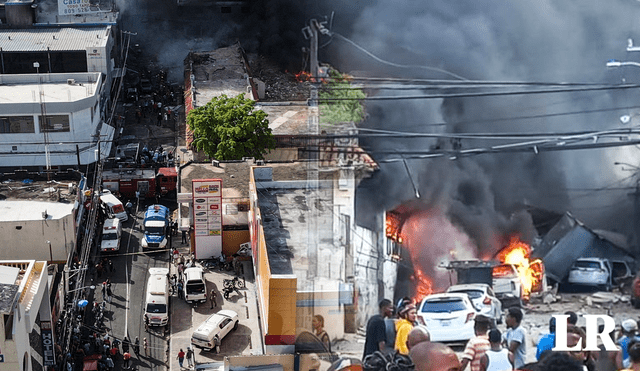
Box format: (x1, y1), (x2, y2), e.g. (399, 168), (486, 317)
(100, 192), (128, 222)
(183, 267), (207, 303)
(145, 267), (169, 327)
(100, 218), (122, 253)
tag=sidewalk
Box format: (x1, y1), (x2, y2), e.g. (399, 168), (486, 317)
(168, 246), (263, 370)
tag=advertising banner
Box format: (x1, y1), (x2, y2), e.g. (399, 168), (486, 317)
(41, 321), (55, 366)
(58, 0), (93, 15)
(192, 179), (223, 259)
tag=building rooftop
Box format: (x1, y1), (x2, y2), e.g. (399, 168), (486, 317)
(0, 264), (24, 314)
(257, 184), (334, 276)
(0, 27), (111, 51)
(187, 45), (250, 108)
(0, 73), (101, 104)
(0, 200), (75, 222)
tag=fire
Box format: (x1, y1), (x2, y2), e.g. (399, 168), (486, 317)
(495, 237), (545, 299)
(385, 211), (403, 244)
(294, 71), (312, 82)
(413, 268), (433, 304)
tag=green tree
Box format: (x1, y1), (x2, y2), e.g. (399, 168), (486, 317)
(187, 94), (276, 160)
(318, 70), (366, 127)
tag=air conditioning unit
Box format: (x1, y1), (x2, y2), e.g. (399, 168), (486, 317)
(237, 203), (249, 212)
(67, 79), (75, 85)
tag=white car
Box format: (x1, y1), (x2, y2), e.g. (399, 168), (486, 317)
(191, 310), (239, 352)
(446, 283), (503, 324)
(567, 258), (612, 290)
(417, 293), (477, 343)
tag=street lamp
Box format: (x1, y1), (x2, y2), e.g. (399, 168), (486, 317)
(614, 161), (640, 171)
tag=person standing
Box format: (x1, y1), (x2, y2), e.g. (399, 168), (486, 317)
(177, 348), (185, 368)
(106, 284), (113, 304)
(363, 299), (393, 360)
(186, 346), (195, 368)
(312, 315), (331, 353)
(480, 329), (513, 371)
(101, 282), (107, 301)
(503, 307), (527, 370)
(143, 337), (148, 357)
(210, 288), (217, 309)
(178, 281), (184, 300)
(133, 337), (140, 357)
(459, 315), (491, 371)
(181, 230), (187, 244)
(395, 303), (417, 355)
(536, 317), (556, 360)
(122, 351), (131, 369)
(620, 319), (640, 368)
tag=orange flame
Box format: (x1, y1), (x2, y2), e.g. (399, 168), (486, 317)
(295, 70), (312, 82)
(413, 268), (433, 304)
(385, 211), (403, 244)
(495, 237), (544, 299)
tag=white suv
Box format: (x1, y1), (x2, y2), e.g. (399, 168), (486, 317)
(492, 264), (523, 306)
(567, 258), (612, 291)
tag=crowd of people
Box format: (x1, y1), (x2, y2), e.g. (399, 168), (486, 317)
(362, 298), (640, 371)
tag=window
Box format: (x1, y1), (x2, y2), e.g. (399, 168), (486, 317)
(220, 318), (232, 329)
(0, 116), (35, 133)
(421, 299), (468, 313)
(40, 115), (70, 132)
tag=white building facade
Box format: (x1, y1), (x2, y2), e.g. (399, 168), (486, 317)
(0, 72), (113, 168)
(0, 260), (53, 371)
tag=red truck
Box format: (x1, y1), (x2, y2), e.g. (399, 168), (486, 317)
(102, 167), (177, 199)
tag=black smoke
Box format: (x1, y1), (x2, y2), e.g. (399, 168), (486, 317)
(112, 0), (640, 250)
(349, 1), (640, 253)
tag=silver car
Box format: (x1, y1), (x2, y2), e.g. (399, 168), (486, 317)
(446, 283), (503, 324)
(567, 258), (612, 290)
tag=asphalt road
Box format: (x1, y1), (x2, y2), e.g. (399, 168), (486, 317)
(93, 199), (175, 370)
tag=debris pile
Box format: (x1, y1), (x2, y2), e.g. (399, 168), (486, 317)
(248, 54), (311, 102)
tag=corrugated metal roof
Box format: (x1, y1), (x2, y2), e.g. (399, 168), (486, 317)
(0, 26), (110, 52)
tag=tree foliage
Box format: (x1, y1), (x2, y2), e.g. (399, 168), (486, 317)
(318, 70), (366, 127)
(187, 94), (276, 160)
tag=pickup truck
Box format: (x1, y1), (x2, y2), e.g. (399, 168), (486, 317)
(492, 264), (523, 306)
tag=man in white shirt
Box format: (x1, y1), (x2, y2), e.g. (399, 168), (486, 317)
(503, 307), (527, 369)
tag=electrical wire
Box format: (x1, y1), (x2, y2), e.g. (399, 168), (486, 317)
(318, 83), (640, 102)
(331, 33), (469, 81)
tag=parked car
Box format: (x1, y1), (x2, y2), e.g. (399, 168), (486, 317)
(492, 264), (523, 306)
(417, 293), (477, 343)
(446, 283), (503, 324)
(567, 258), (612, 290)
(191, 310), (239, 352)
(611, 260), (633, 285)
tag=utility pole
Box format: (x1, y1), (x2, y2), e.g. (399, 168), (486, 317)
(302, 19), (322, 280)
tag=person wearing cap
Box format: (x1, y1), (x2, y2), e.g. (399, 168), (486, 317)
(503, 307), (527, 369)
(395, 303), (416, 355)
(536, 316), (556, 360)
(460, 314), (492, 371)
(480, 329), (513, 371)
(619, 319), (640, 368)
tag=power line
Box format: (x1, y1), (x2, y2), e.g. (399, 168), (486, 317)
(331, 33), (469, 81)
(318, 83), (640, 102)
